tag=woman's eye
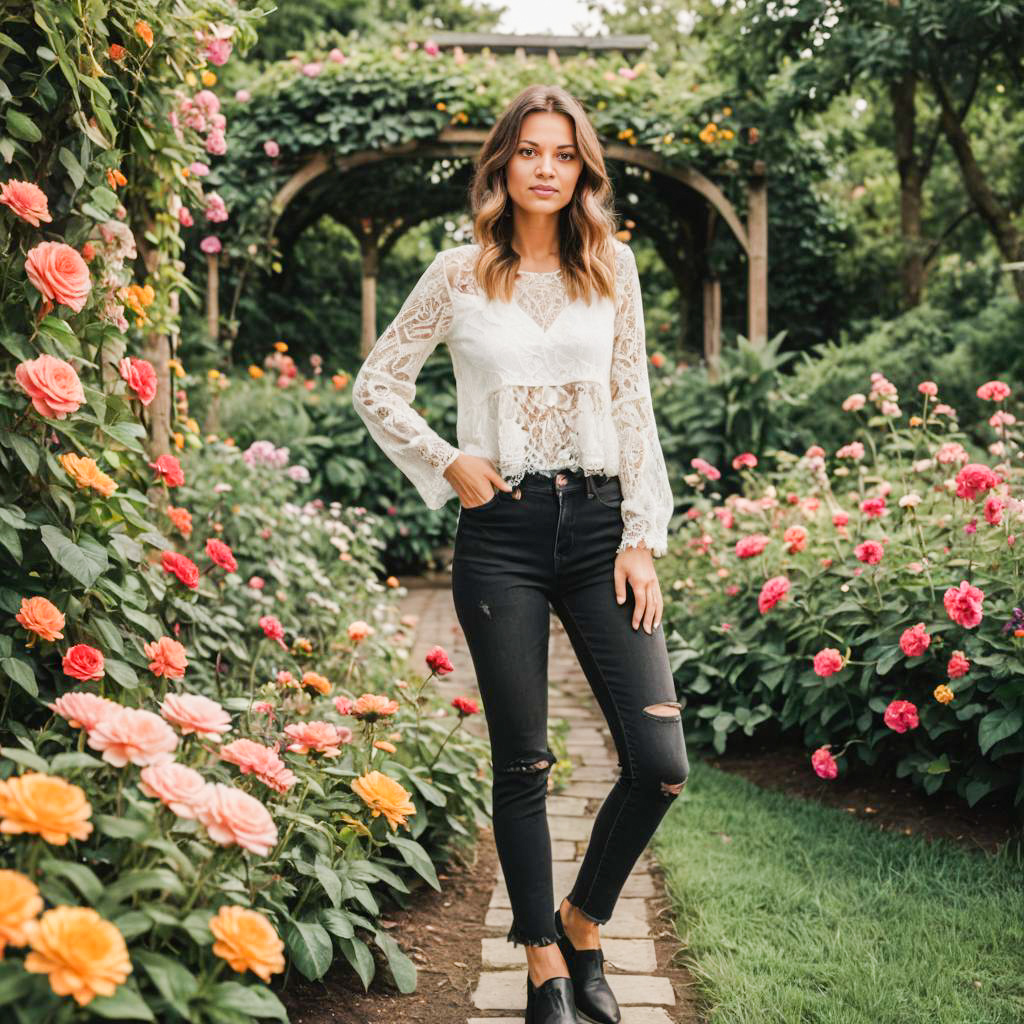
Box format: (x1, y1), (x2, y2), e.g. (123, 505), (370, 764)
(519, 148), (574, 160)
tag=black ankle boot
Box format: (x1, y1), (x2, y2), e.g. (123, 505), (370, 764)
(525, 974), (579, 1024)
(553, 906), (621, 1024)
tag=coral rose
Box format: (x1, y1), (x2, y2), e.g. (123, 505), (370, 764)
(758, 575), (791, 614)
(352, 693), (400, 721)
(854, 541), (884, 565)
(118, 356), (158, 406)
(166, 505), (193, 538)
(284, 721), (346, 757)
(348, 619), (373, 643)
(811, 746), (838, 780)
(144, 635), (188, 679)
(205, 538), (238, 572)
(0, 869), (43, 955)
(944, 580), (984, 629)
(57, 453), (117, 496)
(219, 739), (296, 793)
(301, 671), (331, 696)
(160, 693), (231, 740)
(351, 770), (417, 831)
(452, 696), (480, 715)
(209, 905), (285, 982)
(0, 772), (93, 845)
(976, 380), (1011, 402)
(25, 241), (92, 312)
(424, 645), (453, 675)
(883, 699), (919, 733)
(15, 354), (85, 420)
(195, 783), (278, 856)
(954, 463), (1001, 501)
(0, 179), (52, 226)
(161, 550), (200, 589)
(947, 650), (970, 679)
(61, 644), (105, 682)
(812, 647), (844, 677)
(24, 906), (131, 1006)
(139, 762), (208, 818)
(15, 596), (65, 643)
(87, 706), (178, 767)
(49, 692), (119, 732)
(259, 614), (287, 649)
(149, 453), (185, 487)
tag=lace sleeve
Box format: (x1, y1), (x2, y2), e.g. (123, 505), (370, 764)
(609, 243), (675, 558)
(352, 251), (461, 509)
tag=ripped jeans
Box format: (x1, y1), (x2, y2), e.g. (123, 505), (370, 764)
(451, 466), (689, 947)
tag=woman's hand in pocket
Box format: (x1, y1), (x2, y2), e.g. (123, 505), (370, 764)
(443, 453), (513, 508)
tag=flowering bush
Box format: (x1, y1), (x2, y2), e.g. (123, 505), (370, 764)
(665, 373), (1024, 808)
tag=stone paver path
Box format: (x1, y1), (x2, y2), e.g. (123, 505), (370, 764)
(399, 578), (684, 1023)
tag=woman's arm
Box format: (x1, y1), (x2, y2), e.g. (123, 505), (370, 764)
(609, 243), (675, 558)
(352, 251), (462, 508)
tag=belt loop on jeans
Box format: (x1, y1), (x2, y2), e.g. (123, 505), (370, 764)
(585, 474), (595, 499)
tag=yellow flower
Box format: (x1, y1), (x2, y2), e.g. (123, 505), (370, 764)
(663, 133), (673, 144)
(350, 770), (416, 831)
(0, 870), (43, 955)
(201, 70), (217, 86)
(185, 417), (200, 433)
(167, 358), (186, 379)
(0, 773), (93, 845)
(934, 684), (954, 704)
(274, 341), (288, 353)
(721, 128), (735, 140)
(271, 260), (282, 273)
(248, 365), (264, 379)
(699, 123), (718, 145)
(207, 368), (221, 380)
(24, 907), (131, 1006)
(58, 453), (117, 497)
(185, 71), (198, 87)
(209, 906), (285, 983)
(723, 105), (732, 116)
(172, 432), (185, 450)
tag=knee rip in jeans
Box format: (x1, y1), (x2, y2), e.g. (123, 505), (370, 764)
(641, 702), (686, 797)
(500, 751), (558, 774)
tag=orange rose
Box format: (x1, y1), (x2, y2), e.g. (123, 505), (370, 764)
(108, 43), (126, 60)
(350, 770), (416, 831)
(0, 773), (93, 845)
(0, 870), (43, 955)
(0, 180), (52, 227)
(58, 453), (117, 496)
(16, 354), (85, 420)
(209, 906), (286, 982)
(166, 505), (193, 538)
(24, 242), (92, 313)
(15, 596), (65, 643)
(24, 907), (131, 1006)
(301, 671), (331, 696)
(143, 636), (188, 680)
(134, 19), (154, 46)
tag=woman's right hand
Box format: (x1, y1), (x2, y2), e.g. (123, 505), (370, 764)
(443, 453), (513, 509)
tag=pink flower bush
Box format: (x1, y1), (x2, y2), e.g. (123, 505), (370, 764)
(758, 576), (791, 614)
(139, 763), (207, 818)
(49, 692), (119, 731)
(899, 623), (931, 658)
(24, 241), (92, 312)
(691, 457), (720, 480)
(87, 707), (179, 767)
(811, 746), (838, 779)
(284, 721), (346, 757)
(883, 699), (919, 733)
(15, 354), (85, 420)
(195, 783), (278, 856)
(944, 581), (984, 629)
(160, 693), (232, 740)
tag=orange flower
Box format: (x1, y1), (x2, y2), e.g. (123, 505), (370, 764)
(15, 596), (65, 643)
(331, 373), (348, 390)
(273, 341), (288, 353)
(0, 870), (43, 956)
(0, 180), (52, 227)
(301, 671), (331, 696)
(108, 43), (126, 61)
(934, 684), (954, 704)
(24, 907), (131, 1006)
(373, 740), (397, 754)
(134, 19), (154, 46)
(350, 770), (416, 831)
(166, 505), (193, 538)
(352, 693), (400, 721)
(58, 453), (117, 497)
(144, 636), (188, 680)
(209, 906), (285, 982)
(0, 773), (93, 845)
(105, 168), (127, 189)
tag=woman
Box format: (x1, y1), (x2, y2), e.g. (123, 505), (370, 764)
(353, 84), (688, 1024)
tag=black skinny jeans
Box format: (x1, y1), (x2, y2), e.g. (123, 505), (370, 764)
(451, 466), (690, 947)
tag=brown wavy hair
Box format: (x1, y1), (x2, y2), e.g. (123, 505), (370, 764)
(468, 84), (619, 304)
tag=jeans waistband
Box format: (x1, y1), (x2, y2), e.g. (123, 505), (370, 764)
(516, 468), (617, 496)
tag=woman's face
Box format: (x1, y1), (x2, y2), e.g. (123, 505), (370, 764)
(505, 110), (582, 217)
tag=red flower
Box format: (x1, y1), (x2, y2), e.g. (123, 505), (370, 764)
(61, 643), (105, 682)
(855, 541), (884, 565)
(883, 699), (919, 733)
(451, 696), (480, 716)
(860, 497), (886, 519)
(947, 650), (970, 679)
(943, 580), (984, 629)
(161, 551), (199, 589)
(757, 575), (790, 614)
(259, 615), (287, 650)
(898, 622), (931, 658)
(205, 538), (238, 572)
(812, 647), (844, 677)
(425, 645), (454, 675)
(954, 463), (1001, 501)
(119, 356), (158, 406)
(150, 453), (185, 487)
(811, 745), (838, 780)
(735, 533), (770, 559)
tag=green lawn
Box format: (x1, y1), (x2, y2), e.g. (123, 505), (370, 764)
(652, 759), (1024, 1024)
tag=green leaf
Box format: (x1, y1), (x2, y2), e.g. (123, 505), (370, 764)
(39, 525), (108, 588)
(88, 984), (156, 1021)
(385, 835), (440, 892)
(6, 109), (41, 143)
(59, 146), (86, 189)
(8, 434), (39, 475)
(39, 859), (103, 903)
(103, 658), (139, 690)
(49, 751), (105, 773)
(204, 982), (288, 1021)
(90, 615), (124, 654)
(179, 909), (214, 946)
(0, 959), (33, 1005)
(111, 909), (152, 942)
(335, 934), (375, 989)
(0, 657), (38, 697)
(122, 606), (165, 639)
(94, 815), (150, 841)
(373, 930), (417, 993)
(102, 868), (184, 905)
(284, 918), (333, 981)
(134, 950), (198, 1019)
(319, 907), (355, 939)
(0, 746), (47, 772)
(977, 708), (1023, 756)
(314, 854), (343, 907)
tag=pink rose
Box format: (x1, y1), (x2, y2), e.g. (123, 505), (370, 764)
(200, 235), (222, 255)
(284, 721), (346, 757)
(144, 636), (188, 679)
(976, 380), (1011, 402)
(220, 739), (296, 793)
(954, 463), (1001, 501)
(0, 179), (53, 226)
(899, 622), (931, 658)
(812, 647), (844, 677)
(118, 356), (158, 406)
(860, 497), (886, 518)
(690, 457), (720, 480)
(943, 580), (984, 629)
(15, 354), (85, 420)
(855, 541), (884, 565)
(205, 538), (237, 572)
(25, 241), (92, 312)
(87, 706), (179, 767)
(757, 575), (790, 614)
(48, 691), (119, 731)
(160, 693), (232, 740)
(259, 615), (286, 649)
(195, 782), (278, 855)
(150, 453), (185, 487)
(61, 644), (105, 682)
(883, 699), (919, 733)
(811, 746), (838, 780)
(139, 762), (208, 818)
(263, 140), (279, 158)
(735, 534), (770, 559)
(425, 645), (454, 675)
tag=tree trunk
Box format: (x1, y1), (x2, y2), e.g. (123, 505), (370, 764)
(889, 75), (926, 308)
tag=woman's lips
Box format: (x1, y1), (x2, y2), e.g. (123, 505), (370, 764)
(531, 186), (556, 195)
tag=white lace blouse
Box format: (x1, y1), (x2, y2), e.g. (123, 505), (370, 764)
(351, 238), (675, 558)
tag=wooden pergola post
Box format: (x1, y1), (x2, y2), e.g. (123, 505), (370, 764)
(746, 161), (768, 345)
(359, 225), (380, 358)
